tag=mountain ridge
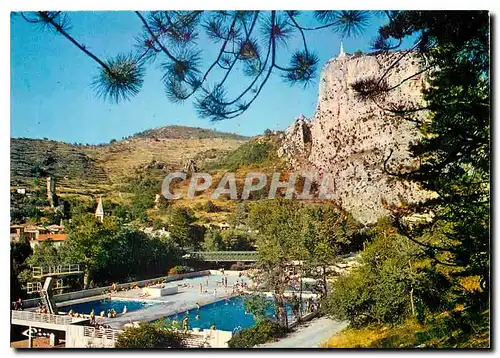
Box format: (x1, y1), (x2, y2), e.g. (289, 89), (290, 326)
(10, 125), (248, 189)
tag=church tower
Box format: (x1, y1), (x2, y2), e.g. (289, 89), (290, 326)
(337, 41), (347, 60)
(95, 196), (104, 223)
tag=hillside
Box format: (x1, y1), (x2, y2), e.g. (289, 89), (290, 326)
(10, 138), (108, 185)
(133, 125), (248, 141)
(10, 126), (248, 199)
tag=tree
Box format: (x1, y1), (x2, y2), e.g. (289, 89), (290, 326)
(325, 218), (452, 327)
(300, 204), (360, 297)
(203, 230), (225, 251)
(244, 293), (273, 323)
(167, 207), (197, 248)
(63, 216), (182, 285)
(115, 323), (186, 348)
(248, 199), (303, 328)
(63, 214), (118, 286)
(11, 239), (32, 300)
(18, 11), (373, 120)
(128, 176), (165, 222)
(356, 11), (489, 310)
(26, 239), (63, 268)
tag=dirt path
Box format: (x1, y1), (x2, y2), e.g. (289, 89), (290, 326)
(258, 316), (348, 348)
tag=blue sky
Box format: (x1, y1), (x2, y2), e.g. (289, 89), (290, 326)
(11, 11), (398, 144)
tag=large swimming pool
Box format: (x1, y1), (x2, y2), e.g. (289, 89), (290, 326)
(163, 296), (292, 332)
(59, 299), (157, 315)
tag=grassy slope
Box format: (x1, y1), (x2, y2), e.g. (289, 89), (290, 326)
(321, 309), (490, 348)
(321, 277), (489, 349)
(153, 135), (287, 225)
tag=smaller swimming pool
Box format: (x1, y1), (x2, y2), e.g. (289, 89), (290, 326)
(59, 299), (156, 315)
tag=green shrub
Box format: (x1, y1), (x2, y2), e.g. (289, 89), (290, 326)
(203, 200), (219, 213)
(228, 319), (288, 348)
(168, 265), (192, 275)
(206, 140), (278, 171)
(324, 219), (452, 328)
(115, 323), (185, 348)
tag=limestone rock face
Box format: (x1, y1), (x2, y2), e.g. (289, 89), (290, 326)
(280, 51), (430, 224)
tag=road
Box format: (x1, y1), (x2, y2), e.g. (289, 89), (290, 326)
(258, 316), (348, 348)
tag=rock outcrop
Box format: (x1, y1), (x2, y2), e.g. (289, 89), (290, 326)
(280, 51), (430, 224)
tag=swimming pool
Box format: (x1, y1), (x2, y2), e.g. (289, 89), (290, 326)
(163, 296), (293, 332)
(59, 299), (157, 315)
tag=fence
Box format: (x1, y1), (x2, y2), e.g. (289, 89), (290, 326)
(83, 326), (122, 341)
(81, 326), (227, 348)
(11, 310), (73, 325)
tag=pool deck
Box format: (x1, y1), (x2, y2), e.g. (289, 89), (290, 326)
(70, 274), (250, 330)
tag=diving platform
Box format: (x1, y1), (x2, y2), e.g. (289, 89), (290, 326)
(189, 251), (258, 262)
(32, 264), (83, 279)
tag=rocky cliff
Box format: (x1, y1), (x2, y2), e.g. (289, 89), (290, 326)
(279, 51), (430, 224)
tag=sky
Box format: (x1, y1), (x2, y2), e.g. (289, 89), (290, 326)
(11, 11), (401, 144)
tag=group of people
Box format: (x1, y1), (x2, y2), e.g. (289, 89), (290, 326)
(67, 305), (127, 323)
(12, 298), (23, 311)
(35, 304), (49, 314)
(231, 279), (248, 295)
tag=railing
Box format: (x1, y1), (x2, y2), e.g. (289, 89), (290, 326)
(82, 326), (208, 347)
(184, 335), (210, 348)
(26, 282), (42, 294)
(32, 264), (82, 278)
(190, 251), (259, 262)
(83, 326), (123, 341)
(11, 310), (72, 325)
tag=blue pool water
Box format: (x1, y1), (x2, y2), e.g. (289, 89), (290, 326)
(164, 297), (292, 332)
(60, 299), (156, 315)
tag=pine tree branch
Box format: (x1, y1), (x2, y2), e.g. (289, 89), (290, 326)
(36, 11), (111, 72)
(135, 11), (178, 62)
(286, 11), (308, 55)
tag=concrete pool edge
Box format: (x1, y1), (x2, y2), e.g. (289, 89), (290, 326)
(20, 269), (212, 309)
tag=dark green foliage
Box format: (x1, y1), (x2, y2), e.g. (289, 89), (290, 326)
(375, 11), (490, 308)
(204, 229), (255, 251)
(167, 207), (197, 248)
(10, 240), (32, 300)
(58, 214), (182, 285)
(203, 200), (219, 213)
(205, 140), (278, 171)
(244, 294), (273, 323)
(10, 188), (49, 224)
(325, 219), (452, 327)
(113, 204), (133, 222)
(227, 319), (288, 348)
(203, 230), (225, 251)
(92, 54), (145, 103)
(249, 199), (362, 327)
(128, 176), (166, 221)
(115, 323), (186, 348)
